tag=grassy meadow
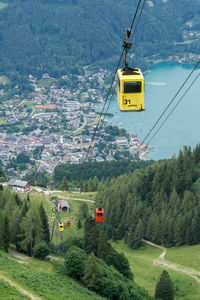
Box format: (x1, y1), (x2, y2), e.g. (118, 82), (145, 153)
(111, 240), (200, 300)
(0, 250), (105, 300)
(0, 279), (29, 300)
(0, 75), (10, 84)
(166, 245), (200, 271)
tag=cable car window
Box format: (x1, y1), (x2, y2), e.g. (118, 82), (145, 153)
(124, 81), (141, 93)
(97, 213), (103, 217)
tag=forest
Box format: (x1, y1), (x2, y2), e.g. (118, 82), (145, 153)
(96, 144), (200, 248)
(1, 0), (200, 90)
(54, 159), (153, 184)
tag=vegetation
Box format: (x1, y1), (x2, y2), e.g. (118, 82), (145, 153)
(1, 0), (200, 90)
(0, 279), (29, 300)
(155, 270), (174, 300)
(0, 250), (105, 300)
(0, 168), (6, 182)
(54, 159), (153, 184)
(112, 240), (200, 300)
(97, 145), (200, 248)
(0, 189), (50, 257)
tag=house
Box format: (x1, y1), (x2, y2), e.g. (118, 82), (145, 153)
(58, 200), (70, 212)
(8, 179), (30, 193)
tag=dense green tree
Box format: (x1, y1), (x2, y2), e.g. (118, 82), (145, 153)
(83, 216), (99, 255)
(65, 246), (87, 280)
(155, 270), (174, 300)
(33, 241), (50, 259)
(79, 202), (89, 219)
(83, 252), (103, 292)
(19, 207), (43, 256)
(77, 218), (82, 229)
(97, 230), (110, 261)
(39, 204), (50, 244)
(2, 215), (9, 252)
(61, 176), (68, 191)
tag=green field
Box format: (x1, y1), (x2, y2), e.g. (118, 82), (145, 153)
(166, 245), (200, 271)
(0, 2), (7, 10)
(0, 118), (6, 124)
(38, 78), (55, 88)
(0, 75), (10, 84)
(112, 240), (200, 300)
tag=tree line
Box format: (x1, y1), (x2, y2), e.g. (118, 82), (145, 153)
(0, 187), (50, 258)
(97, 145), (200, 248)
(54, 159), (153, 184)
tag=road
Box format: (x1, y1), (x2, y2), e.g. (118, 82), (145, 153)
(142, 239), (200, 284)
(72, 111), (87, 134)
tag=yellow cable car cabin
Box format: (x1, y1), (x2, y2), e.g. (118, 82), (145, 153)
(59, 222), (64, 231)
(117, 67), (144, 112)
(52, 213), (55, 219)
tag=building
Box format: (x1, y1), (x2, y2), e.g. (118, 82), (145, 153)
(8, 179), (30, 193)
(58, 200), (70, 212)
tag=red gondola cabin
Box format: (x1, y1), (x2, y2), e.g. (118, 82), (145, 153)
(96, 208), (104, 222)
(67, 220), (71, 227)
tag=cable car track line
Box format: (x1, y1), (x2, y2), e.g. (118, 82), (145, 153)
(85, 0), (147, 160)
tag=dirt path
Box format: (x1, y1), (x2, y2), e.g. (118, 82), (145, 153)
(55, 195), (95, 203)
(142, 239), (200, 284)
(0, 272), (42, 300)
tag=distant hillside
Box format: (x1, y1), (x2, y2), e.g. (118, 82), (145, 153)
(97, 144), (200, 248)
(54, 159), (153, 184)
(1, 0), (200, 87)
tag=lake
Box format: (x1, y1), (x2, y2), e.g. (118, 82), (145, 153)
(105, 62), (200, 160)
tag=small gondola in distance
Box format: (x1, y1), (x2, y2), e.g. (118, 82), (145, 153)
(59, 222), (64, 231)
(96, 208), (104, 222)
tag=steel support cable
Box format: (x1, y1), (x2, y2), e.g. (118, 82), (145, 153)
(85, 50), (124, 160)
(84, 0), (146, 161)
(130, 0), (147, 43)
(146, 71), (200, 146)
(138, 60), (200, 151)
(100, 0), (147, 129)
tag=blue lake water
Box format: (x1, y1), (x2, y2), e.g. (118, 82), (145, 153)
(104, 62), (200, 160)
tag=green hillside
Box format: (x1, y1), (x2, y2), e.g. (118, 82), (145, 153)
(97, 144), (200, 247)
(0, 249), (105, 300)
(1, 0), (200, 87)
(112, 240), (200, 300)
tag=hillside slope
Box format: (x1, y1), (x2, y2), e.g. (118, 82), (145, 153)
(1, 0), (200, 85)
(97, 144), (200, 247)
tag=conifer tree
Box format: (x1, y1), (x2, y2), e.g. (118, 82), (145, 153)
(79, 202), (89, 219)
(77, 218), (82, 229)
(61, 176), (68, 191)
(39, 203), (50, 244)
(155, 270), (174, 300)
(83, 252), (103, 291)
(2, 215), (9, 252)
(132, 219), (144, 249)
(97, 230), (110, 260)
(15, 200), (29, 251)
(83, 216), (99, 255)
